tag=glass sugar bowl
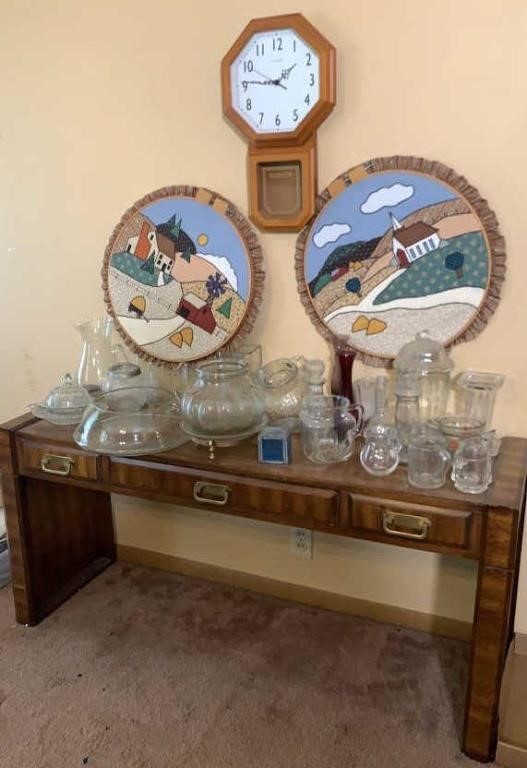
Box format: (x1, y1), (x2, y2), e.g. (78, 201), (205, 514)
(300, 395), (359, 464)
(394, 331), (454, 422)
(180, 359), (266, 446)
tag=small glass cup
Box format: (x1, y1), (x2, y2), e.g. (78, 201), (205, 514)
(407, 425), (450, 489)
(452, 438), (492, 494)
(300, 395), (359, 464)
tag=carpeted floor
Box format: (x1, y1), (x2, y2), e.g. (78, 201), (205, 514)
(0, 562), (490, 768)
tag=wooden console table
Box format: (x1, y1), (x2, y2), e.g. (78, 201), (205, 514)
(1, 414), (526, 762)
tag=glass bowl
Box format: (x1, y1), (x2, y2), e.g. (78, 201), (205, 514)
(433, 414), (485, 453)
(73, 386), (187, 456)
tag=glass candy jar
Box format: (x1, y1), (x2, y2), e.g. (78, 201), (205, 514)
(394, 331), (453, 422)
(256, 357), (307, 422)
(180, 359), (266, 445)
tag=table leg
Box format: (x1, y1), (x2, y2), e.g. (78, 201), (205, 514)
(463, 505), (523, 761)
(2, 474), (115, 625)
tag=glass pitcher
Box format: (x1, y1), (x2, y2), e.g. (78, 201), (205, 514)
(76, 317), (127, 392)
(407, 425), (450, 489)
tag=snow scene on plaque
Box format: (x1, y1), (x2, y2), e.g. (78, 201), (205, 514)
(106, 195), (252, 362)
(304, 170), (490, 359)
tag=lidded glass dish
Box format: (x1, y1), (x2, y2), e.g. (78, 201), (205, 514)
(180, 359), (266, 445)
(73, 386), (184, 456)
(394, 331), (454, 421)
(30, 373), (92, 425)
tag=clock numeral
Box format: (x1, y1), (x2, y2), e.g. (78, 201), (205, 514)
(259, 112), (264, 125)
(242, 80), (248, 92)
(304, 94), (310, 106)
(273, 37), (283, 51)
(309, 73), (315, 86)
(256, 42), (264, 56)
(243, 60), (254, 73)
(292, 109), (299, 122)
(275, 113), (281, 127)
(305, 52), (312, 66)
(246, 98), (252, 111)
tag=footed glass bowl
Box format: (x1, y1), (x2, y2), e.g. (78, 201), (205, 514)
(73, 386), (186, 456)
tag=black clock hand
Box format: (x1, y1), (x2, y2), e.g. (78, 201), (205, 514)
(280, 63), (297, 81)
(242, 79), (276, 86)
(253, 68), (287, 90)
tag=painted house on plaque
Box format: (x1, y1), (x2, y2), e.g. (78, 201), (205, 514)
(125, 215), (197, 275)
(176, 293), (216, 334)
(390, 213), (440, 268)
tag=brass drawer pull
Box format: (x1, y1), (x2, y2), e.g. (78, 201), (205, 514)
(382, 511), (431, 540)
(40, 454), (74, 476)
(193, 481), (230, 506)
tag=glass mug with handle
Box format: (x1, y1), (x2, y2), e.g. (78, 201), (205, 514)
(299, 395), (362, 464)
(452, 437), (492, 494)
(407, 424), (450, 489)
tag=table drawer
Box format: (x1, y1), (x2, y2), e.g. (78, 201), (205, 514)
(17, 440), (101, 482)
(345, 493), (481, 557)
(110, 458), (339, 528)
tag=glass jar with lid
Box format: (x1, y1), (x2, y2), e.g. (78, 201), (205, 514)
(394, 331), (454, 421)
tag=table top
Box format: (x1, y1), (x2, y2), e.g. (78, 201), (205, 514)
(12, 418), (527, 513)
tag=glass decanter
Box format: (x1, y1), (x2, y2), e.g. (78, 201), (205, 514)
(359, 376), (401, 476)
(394, 371), (421, 463)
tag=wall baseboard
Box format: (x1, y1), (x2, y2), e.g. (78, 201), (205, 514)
(496, 742), (527, 768)
(117, 544), (472, 642)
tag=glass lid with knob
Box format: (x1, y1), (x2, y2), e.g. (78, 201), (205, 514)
(30, 373), (93, 425)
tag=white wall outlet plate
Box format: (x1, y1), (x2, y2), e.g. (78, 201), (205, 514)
(290, 527), (313, 559)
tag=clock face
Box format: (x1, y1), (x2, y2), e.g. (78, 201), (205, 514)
(230, 27), (320, 135)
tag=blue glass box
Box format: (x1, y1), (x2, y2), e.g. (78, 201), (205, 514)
(257, 426), (292, 464)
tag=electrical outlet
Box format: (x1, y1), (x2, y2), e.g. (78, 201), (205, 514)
(290, 527), (313, 559)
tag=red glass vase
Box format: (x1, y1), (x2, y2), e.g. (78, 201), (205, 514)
(330, 345), (356, 402)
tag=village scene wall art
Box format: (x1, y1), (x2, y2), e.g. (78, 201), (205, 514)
(103, 188), (261, 364)
(298, 158), (504, 361)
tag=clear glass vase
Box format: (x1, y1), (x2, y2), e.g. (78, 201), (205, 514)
(76, 317), (126, 393)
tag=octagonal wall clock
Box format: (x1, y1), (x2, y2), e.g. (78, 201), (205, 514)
(221, 13), (336, 231)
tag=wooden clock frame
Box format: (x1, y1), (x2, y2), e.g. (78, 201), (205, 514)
(221, 13), (336, 231)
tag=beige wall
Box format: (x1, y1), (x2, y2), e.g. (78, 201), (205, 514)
(2, 0), (527, 622)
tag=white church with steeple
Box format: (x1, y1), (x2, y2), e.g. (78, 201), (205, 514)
(390, 212), (440, 268)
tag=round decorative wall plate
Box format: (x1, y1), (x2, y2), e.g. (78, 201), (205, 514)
(102, 186), (264, 365)
(295, 156), (506, 364)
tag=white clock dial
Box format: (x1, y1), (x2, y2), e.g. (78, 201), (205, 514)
(230, 28), (320, 134)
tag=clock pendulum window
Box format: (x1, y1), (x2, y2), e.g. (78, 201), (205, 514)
(221, 13), (336, 231)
